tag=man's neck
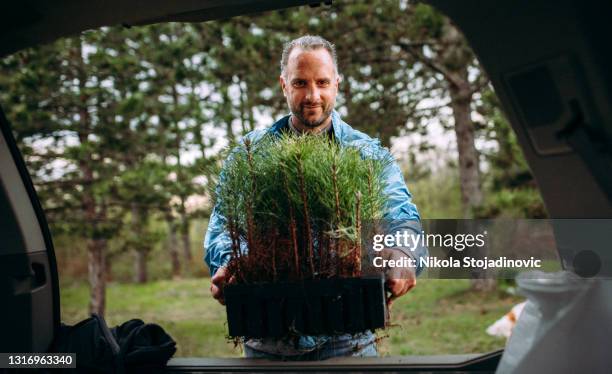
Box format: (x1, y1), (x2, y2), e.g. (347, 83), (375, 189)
(289, 115), (332, 135)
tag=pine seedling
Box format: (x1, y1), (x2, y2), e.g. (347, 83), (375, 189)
(216, 133), (391, 284)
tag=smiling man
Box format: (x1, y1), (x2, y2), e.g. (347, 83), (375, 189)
(279, 36), (338, 134)
(204, 35), (428, 360)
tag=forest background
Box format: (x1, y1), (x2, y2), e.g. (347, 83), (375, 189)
(0, 1), (544, 356)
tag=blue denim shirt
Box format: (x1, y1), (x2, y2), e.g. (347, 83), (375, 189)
(203, 110), (428, 356)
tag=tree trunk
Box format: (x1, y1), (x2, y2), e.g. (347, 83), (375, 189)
(221, 87), (236, 143)
(438, 21), (490, 291)
(105, 256), (113, 282)
(436, 19), (484, 218)
(88, 239), (107, 316)
(449, 81), (483, 218)
(134, 249), (148, 283)
(166, 214), (181, 278)
(248, 99), (256, 133)
(131, 203), (152, 283)
(74, 35), (111, 315)
(239, 80), (249, 135)
(471, 278), (497, 292)
(170, 82), (192, 263)
(158, 107), (182, 277)
(181, 217), (192, 262)
(448, 85), (493, 291)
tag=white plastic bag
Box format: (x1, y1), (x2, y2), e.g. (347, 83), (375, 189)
(496, 271), (612, 374)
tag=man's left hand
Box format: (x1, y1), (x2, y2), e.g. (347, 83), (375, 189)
(380, 248), (417, 309)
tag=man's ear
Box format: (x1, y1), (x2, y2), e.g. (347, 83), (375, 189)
(279, 75), (287, 97)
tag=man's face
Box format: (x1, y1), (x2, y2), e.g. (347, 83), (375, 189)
(280, 48), (339, 131)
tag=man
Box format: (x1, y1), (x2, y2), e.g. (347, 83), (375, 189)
(204, 35), (427, 360)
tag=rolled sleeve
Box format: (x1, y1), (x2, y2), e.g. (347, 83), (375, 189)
(203, 205), (233, 277)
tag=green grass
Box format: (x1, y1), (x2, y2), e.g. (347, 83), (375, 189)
(378, 279), (521, 356)
(60, 278), (521, 357)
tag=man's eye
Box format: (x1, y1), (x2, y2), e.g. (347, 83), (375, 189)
(318, 80), (330, 86)
(293, 81), (305, 87)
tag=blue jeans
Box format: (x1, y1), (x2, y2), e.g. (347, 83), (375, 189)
(244, 336), (378, 360)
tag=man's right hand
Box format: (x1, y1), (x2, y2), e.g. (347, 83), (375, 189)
(210, 266), (231, 305)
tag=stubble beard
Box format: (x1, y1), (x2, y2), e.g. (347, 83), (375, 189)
(291, 102), (334, 129)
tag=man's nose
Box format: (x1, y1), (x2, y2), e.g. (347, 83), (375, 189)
(305, 83), (321, 102)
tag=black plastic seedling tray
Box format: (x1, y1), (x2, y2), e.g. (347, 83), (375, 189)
(224, 276), (387, 338)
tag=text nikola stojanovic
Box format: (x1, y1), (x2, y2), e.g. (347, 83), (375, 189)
(372, 255), (542, 270)
(371, 231), (542, 270)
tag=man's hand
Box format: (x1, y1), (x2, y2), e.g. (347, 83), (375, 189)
(210, 266), (233, 305)
(381, 248), (417, 309)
